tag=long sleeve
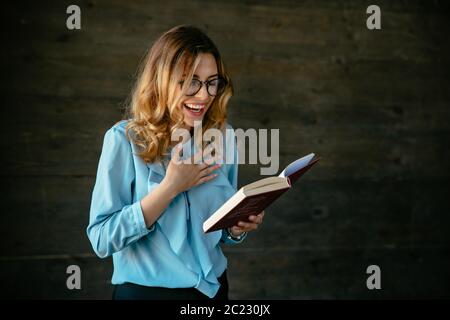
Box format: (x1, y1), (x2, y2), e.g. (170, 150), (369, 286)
(87, 126), (153, 258)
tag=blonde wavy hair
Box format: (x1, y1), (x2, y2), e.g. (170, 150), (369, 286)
(123, 25), (234, 163)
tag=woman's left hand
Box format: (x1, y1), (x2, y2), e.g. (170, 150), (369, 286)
(229, 210), (265, 237)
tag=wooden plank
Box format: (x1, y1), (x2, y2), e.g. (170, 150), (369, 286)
(2, 0), (449, 299)
(1, 176), (448, 256)
(0, 255), (112, 299)
(0, 176), (95, 256)
(224, 246), (450, 299)
(1, 246), (448, 299)
(1, 93), (449, 180)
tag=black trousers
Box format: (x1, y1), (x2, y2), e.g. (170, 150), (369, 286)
(112, 270), (229, 300)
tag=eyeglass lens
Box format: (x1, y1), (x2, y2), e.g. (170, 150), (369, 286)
(186, 79), (222, 96)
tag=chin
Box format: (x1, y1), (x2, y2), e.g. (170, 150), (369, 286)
(182, 111), (208, 128)
(184, 118), (203, 128)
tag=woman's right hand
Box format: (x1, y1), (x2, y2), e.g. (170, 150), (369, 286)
(161, 144), (222, 197)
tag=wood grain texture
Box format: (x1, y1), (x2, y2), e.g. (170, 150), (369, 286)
(1, 0), (449, 298)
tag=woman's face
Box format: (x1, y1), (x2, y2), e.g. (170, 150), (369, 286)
(178, 53), (218, 128)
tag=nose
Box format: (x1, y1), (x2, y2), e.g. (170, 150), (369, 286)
(195, 83), (209, 100)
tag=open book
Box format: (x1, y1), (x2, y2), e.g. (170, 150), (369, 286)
(203, 153), (320, 233)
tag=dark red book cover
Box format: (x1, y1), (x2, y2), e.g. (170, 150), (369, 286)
(204, 156), (320, 233)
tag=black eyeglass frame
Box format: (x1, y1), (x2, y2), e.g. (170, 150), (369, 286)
(178, 77), (227, 97)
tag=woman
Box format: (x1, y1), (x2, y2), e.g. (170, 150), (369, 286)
(87, 25), (265, 300)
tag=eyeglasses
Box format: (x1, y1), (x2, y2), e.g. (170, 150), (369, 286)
(179, 77), (227, 96)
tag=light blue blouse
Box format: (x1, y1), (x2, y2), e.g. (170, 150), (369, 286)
(87, 120), (246, 298)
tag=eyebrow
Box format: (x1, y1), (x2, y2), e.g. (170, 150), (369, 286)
(192, 73), (218, 79)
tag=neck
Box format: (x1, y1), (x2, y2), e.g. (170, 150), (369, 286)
(169, 126), (194, 147)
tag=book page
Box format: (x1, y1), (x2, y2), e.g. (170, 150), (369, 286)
(243, 176), (285, 191)
(245, 179), (290, 196)
(278, 153), (315, 178)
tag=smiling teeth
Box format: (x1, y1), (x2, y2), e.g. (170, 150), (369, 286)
(185, 104), (205, 110)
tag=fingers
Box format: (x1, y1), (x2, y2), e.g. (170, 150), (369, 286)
(171, 144), (184, 165)
(199, 163), (221, 176)
(249, 213), (264, 224)
(192, 163), (221, 187)
(203, 144), (223, 165)
(171, 144), (222, 188)
(235, 212), (265, 232)
(191, 148), (204, 165)
(196, 161), (211, 171)
(237, 220), (258, 231)
(194, 172), (218, 186)
(190, 144), (223, 165)
(230, 226), (245, 234)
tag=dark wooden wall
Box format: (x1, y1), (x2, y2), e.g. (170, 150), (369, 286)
(1, 0), (449, 299)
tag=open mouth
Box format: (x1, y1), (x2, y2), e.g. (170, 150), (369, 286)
(184, 103), (206, 116)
